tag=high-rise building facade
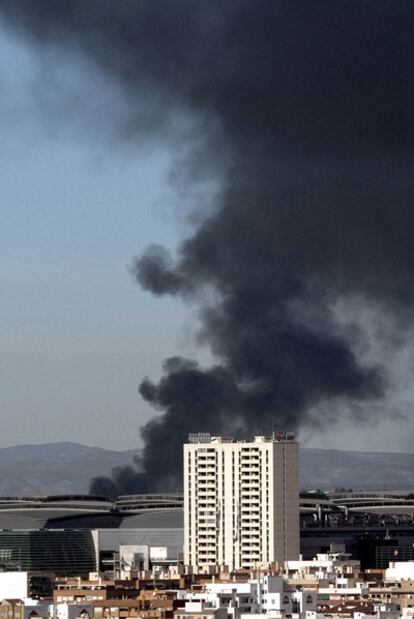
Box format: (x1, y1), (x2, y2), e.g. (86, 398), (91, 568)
(184, 433), (299, 573)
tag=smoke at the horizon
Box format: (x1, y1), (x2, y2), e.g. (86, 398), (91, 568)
(3, 1), (414, 495)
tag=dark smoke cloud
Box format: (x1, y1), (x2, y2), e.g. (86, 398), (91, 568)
(4, 1), (414, 494)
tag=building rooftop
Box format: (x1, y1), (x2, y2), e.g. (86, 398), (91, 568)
(187, 432), (296, 444)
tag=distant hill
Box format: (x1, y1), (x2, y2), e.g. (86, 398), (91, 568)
(0, 442), (412, 495)
(0, 442), (136, 495)
(300, 448), (414, 491)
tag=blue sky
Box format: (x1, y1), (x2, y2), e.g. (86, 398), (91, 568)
(0, 26), (198, 449)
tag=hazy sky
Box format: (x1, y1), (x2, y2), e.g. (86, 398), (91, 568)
(1, 6), (414, 456)
(0, 26), (196, 449)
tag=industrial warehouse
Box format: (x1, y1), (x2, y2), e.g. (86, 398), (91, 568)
(0, 490), (412, 574)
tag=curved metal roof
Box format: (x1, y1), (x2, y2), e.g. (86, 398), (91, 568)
(120, 508), (184, 529)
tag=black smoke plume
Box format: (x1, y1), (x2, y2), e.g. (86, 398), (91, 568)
(4, 2), (414, 494)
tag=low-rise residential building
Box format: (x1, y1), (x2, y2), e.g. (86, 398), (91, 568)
(4, 555), (414, 619)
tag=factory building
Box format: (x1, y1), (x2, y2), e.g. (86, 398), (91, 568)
(183, 433), (300, 572)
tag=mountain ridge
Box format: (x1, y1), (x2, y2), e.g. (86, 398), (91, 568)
(0, 441), (412, 494)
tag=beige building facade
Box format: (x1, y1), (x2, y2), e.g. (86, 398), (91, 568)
(184, 433), (300, 573)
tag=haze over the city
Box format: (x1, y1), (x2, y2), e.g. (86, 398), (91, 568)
(1, 2), (414, 465)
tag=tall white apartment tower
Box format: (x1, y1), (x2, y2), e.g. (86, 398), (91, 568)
(184, 433), (300, 573)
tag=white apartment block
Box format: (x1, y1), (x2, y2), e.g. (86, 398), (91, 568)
(180, 575), (304, 616)
(184, 433), (300, 572)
